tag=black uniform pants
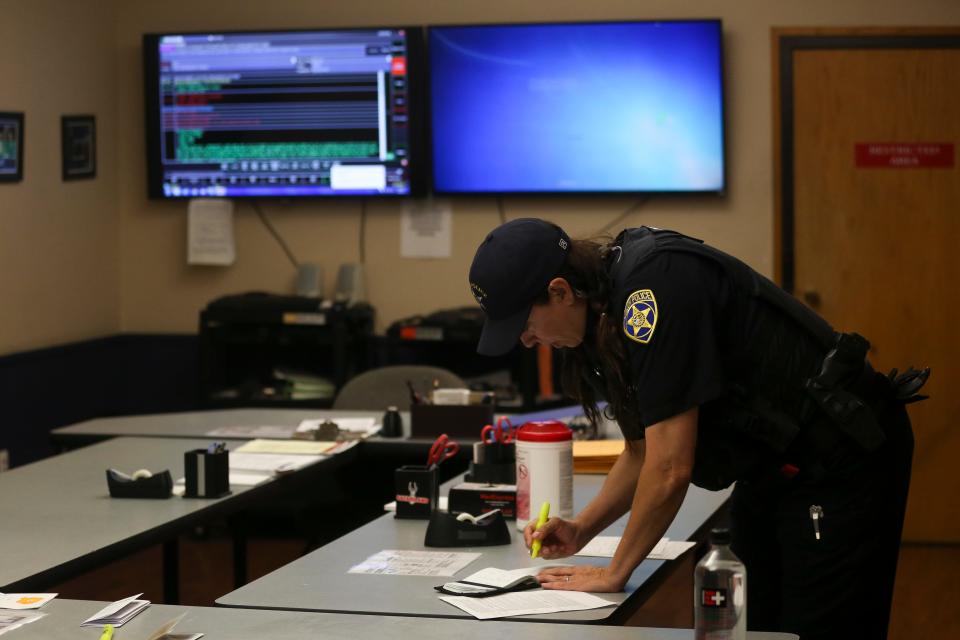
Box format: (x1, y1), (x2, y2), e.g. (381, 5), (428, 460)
(729, 399), (913, 640)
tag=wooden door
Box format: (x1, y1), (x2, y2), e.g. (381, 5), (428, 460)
(774, 29), (960, 542)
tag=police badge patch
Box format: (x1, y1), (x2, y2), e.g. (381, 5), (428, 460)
(623, 289), (658, 344)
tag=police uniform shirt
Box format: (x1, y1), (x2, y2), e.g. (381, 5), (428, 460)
(606, 230), (828, 489)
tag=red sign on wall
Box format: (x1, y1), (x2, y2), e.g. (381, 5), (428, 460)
(855, 143), (954, 168)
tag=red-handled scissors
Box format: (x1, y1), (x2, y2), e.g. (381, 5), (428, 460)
(480, 417), (515, 444)
(427, 434), (460, 467)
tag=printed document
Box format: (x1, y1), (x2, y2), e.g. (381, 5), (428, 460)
(234, 439), (336, 455)
(0, 610), (44, 636)
(204, 425), (295, 439)
(0, 593), (56, 610)
(229, 452), (322, 474)
(348, 550), (480, 577)
(575, 536), (695, 560)
(439, 589), (615, 620)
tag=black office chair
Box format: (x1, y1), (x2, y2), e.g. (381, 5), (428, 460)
(333, 365), (466, 411)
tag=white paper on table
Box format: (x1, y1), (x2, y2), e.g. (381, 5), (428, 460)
(0, 610), (45, 635)
(80, 593), (150, 626)
(229, 452), (322, 474)
(187, 198), (235, 266)
(649, 540), (696, 560)
(439, 589), (616, 620)
(400, 199), (452, 258)
(0, 593), (56, 610)
(296, 418), (378, 436)
(234, 439), (336, 455)
(204, 425), (295, 439)
(348, 550), (481, 577)
(459, 565), (571, 589)
(576, 536), (670, 559)
(227, 473), (273, 487)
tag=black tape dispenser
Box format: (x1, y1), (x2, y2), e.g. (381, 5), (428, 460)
(424, 509), (511, 547)
(106, 468), (173, 499)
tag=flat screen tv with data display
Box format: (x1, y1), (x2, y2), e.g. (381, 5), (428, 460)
(143, 27), (424, 198)
(428, 20), (726, 195)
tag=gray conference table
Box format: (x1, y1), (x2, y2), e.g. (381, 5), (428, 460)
(7, 599), (796, 639)
(217, 474), (732, 624)
(0, 436), (355, 602)
(51, 408), (393, 447)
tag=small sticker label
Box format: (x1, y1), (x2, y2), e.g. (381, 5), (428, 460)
(701, 588), (728, 607)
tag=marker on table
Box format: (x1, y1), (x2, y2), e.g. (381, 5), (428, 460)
(99, 624), (114, 640)
(530, 501), (551, 559)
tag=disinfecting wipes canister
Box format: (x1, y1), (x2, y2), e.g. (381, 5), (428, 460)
(515, 421), (573, 531)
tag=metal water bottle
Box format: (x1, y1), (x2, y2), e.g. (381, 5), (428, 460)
(695, 528), (746, 640)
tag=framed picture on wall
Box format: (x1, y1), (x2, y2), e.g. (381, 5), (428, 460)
(61, 114), (96, 180)
(0, 111), (24, 183)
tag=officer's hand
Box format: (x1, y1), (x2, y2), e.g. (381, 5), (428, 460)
(537, 565), (626, 593)
(523, 516), (584, 559)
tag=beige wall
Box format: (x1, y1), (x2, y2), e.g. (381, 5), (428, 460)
(3, 1), (959, 353)
(116, 0), (960, 335)
(0, 0), (120, 354)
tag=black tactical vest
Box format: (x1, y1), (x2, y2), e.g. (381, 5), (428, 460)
(606, 227), (884, 489)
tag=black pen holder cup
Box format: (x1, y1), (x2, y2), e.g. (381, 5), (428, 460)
(183, 449), (231, 499)
(394, 465), (438, 519)
(424, 510), (512, 547)
(381, 406), (403, 438)
(466, 441), (516, 484)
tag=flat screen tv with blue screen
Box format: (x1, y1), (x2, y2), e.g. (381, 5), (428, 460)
(143, 27), (425, 198)
(428, 20), (725, 194)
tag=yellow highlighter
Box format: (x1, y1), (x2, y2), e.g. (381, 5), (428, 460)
(99, 625), (114, 640)
(530, 501), (551, 558)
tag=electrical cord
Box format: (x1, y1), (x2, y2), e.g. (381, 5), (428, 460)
(496, 195), (507, 224)
(593, 196), (652, 236)
(250, 199), (299, 269)
(359, 198), (367, 264)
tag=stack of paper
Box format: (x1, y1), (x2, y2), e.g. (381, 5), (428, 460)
(80, 594), (149, 627)
(439, 589), (615, 620)
(575, 535), (696, 561)
(228, 451), (324, 485)
(204, 424), (295, 439)
(572, 440), (625, 474)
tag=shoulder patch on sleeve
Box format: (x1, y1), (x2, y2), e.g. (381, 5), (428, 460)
(623, 289), (658, 344)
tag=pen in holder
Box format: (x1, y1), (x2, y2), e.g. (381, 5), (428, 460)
(394, 465), (438, 519)
(183, 445), (231, 499)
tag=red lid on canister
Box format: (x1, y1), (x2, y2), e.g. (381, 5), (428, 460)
(516, 421), (573, 442)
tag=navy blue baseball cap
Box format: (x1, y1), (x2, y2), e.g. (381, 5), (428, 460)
(469, 218), (571, 356)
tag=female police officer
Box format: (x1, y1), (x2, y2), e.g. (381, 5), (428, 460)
(468, 218), (926, 639)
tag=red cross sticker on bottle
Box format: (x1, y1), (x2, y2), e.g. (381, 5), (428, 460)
(701, 588), (727, 607)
